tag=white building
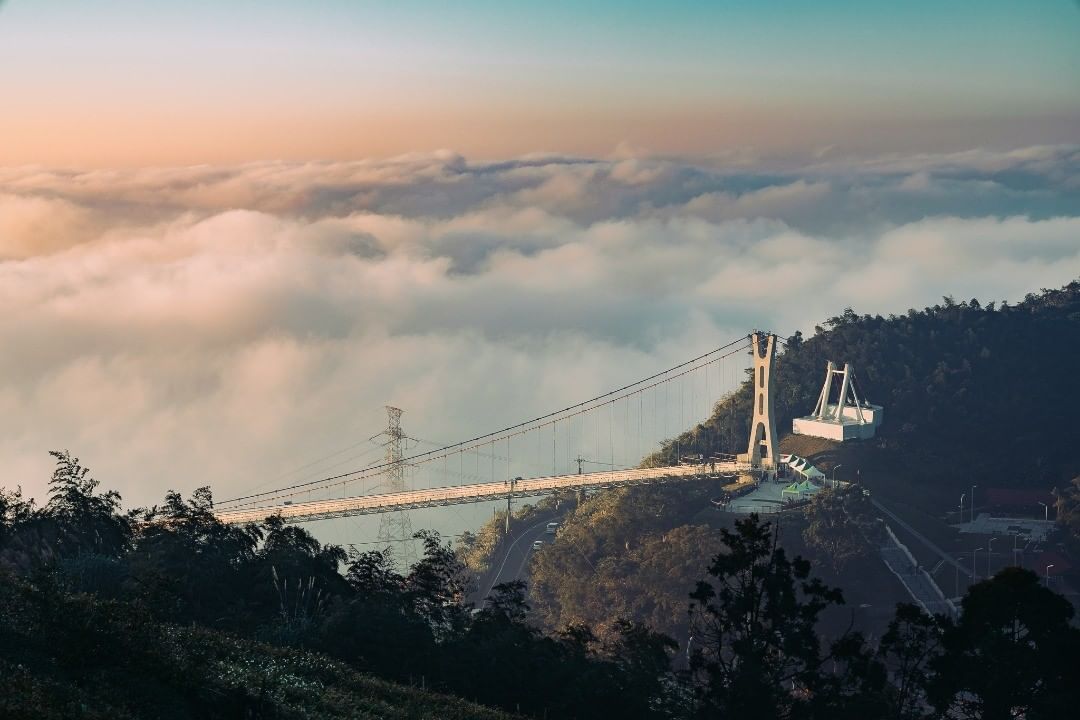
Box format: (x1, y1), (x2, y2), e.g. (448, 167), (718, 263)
(792, 361), (883, 441)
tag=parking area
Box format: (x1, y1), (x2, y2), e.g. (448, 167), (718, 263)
(956, 514), (1055, 543)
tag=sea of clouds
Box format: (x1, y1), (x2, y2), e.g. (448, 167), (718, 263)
(2, 145), (1078, 539)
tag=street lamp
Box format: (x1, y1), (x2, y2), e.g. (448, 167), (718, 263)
(971, 485), (978, 523)
(1046, 564), (1055, 587)
(959, 493), (966, 523)
(974, 547), (984, 581)
(832, 464), (843, 489)
(987, 538), (996, 578)
(1038, 501), (1048, 521)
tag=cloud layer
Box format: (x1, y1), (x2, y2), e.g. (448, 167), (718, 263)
(2, 146), (1079, 542)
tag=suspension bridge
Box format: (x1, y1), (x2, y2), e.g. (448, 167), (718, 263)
(213, 333), (784, 533)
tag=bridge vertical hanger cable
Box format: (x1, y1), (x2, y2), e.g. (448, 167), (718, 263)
(218, 337), (754, 509)
(552, 420), (556, 476)
(623, 396), (628, 468)
(664, 381), (669, 455)
(705, 360), (711, 452)
(609, 400), (614, 469)
(677, 376), (683, 460)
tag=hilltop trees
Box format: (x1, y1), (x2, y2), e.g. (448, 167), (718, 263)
(43, 450), (132, 559)
(927, 567), (1080, 720)
(877, 603), (943, 720)
(688, 514), (887, 719)
(802, 486), (884, 573)
(0, 486), (35, 565)
(128, 487), (264, 626)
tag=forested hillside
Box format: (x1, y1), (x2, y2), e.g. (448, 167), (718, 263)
(529, 279), (1080, 655)
(649, 280), (1080, 490)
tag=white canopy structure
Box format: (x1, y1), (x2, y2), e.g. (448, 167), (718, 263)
(781, 480), (822, 502)
(781, 454), (825, 480)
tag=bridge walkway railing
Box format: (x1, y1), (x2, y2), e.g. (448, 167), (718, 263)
(215, 461), (748, 525)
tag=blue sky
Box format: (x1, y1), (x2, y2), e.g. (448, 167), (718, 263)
(0, 0), (1077, 164)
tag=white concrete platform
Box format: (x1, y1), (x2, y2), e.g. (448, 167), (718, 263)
(726, 480), (789, 515)
(792, 404), (882, 441)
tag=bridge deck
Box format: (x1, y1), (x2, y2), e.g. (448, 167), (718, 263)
(214, 461), (749, 524)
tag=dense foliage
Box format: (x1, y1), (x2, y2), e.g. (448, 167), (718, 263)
(2, 453), (1078, 718)
(529, 480), (726, 640)
(1, 453), (682, 719)
(802, 485), (885, 573)
(0, 575), (513, 720)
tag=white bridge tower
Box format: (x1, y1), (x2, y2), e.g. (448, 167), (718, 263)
(739, 332), (780, 470)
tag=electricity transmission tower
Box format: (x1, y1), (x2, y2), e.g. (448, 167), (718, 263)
(375, 406), (417, 567)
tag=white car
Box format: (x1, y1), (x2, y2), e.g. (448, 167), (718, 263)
(545, 522), (560, 535)
(531, 540), (544, 551)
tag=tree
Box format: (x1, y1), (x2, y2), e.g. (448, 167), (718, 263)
(927, 567), (1080, 720)
(345, 546), (402, 596)
(317, 548), (436, 681)
(42, 450), (130, 559)
(256, 515), (349, 643)
(806, 630), (889, 720)
(129, 487), (263, 627)
(0, 487), (34, 547)
(0, 486), (39, 575)
(1054, 475), (1080, 554)
(688, 514), (852, 719)
(802, 486), (884, 574)
(406, 529), (473, 641)
(602, 619), (681, 719)
(482, 579), (531, 623)
(877, 603), (942, 720)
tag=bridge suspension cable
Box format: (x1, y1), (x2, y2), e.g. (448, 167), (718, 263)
(217, 334), (758, 510)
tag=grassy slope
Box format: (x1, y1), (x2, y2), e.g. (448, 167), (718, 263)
(0, 578), (515, 720)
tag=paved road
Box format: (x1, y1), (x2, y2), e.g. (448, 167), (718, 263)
(474, 514), (563, 603)
(872, 498), (972, 578)
(880, 535), (957, 616)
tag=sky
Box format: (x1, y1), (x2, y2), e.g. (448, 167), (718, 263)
(1, 2), (1079, 548)
(0, 1), (1077, 164)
